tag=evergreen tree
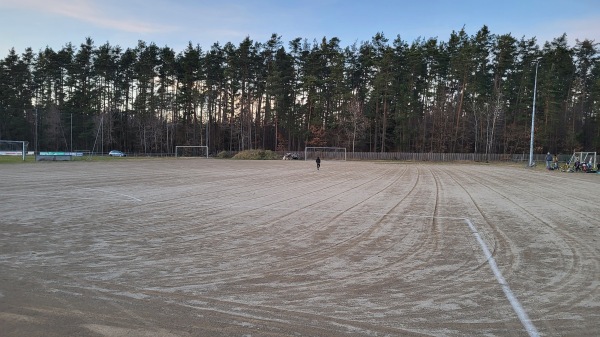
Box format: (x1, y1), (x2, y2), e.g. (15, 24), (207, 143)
(1, 28), (598, 156)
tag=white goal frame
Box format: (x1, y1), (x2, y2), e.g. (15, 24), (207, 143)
(304, 147), (347, 161)
(0, 140), (28, 161)
(568, 151), (596, 170)
(175, 146), (209, 158)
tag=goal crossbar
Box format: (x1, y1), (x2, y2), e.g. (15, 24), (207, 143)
(304, 147), (347, 161)
(0, 140), (28, 161)
(569, 151), (596, 169)
(175, 146), (209, 158)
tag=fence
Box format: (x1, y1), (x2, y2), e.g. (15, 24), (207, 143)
(344, 152), (534, 162)
(126, 150), (548, 163)
(227, 151), (547, 163)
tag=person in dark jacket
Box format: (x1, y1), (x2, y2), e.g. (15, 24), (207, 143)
(316, 156), (321, 170)
(545, 152), (553, 170)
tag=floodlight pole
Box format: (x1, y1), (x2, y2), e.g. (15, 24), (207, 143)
(528, 59), (540, 167)
(34, 108), (38, 155)
(70, 113), (73, 152)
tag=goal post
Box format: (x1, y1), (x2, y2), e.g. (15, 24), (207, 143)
(175, 146), (209, 158)
(304, 147), (347, 161)
(568, 151), (597, 170)
(0, 140), (28, 161)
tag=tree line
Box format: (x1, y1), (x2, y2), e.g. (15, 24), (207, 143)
(1, 26), (599, 156)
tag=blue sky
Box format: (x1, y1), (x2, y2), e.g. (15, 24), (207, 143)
(1, 0), (599, 56)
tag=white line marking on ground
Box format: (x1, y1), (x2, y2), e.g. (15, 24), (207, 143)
(168, 200), (542, 335)
(81, 188), (142, 202)
(1, 189), (141, 202)
(465, 218), (540, 337)
(1, 193), (139, 202)
(198, 203), (468, 220)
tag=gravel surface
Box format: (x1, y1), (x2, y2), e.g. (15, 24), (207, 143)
(1, 159), (599, 336)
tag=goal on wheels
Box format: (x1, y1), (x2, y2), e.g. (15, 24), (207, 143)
(304, 147), (346, 161)
(175, 146), (209, 158)
(0, 140), (28, 161)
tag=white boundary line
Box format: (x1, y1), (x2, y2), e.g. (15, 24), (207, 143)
(82, 187), (142, 202)
(465, 219), (540, 337)
(8, 192), (538, 335)
(187, 202), (541, 335)
(194, 203), (541, 336)
(1, 189), (141, 202)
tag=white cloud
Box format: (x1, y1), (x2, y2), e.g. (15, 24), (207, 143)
(531, 15), (600, 46)
(563, 16), (600, 43)
(0, 0), (176, 33)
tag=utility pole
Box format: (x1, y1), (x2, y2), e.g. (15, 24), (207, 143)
(528, 59), (541, 167)
(34, 108), (38, 155)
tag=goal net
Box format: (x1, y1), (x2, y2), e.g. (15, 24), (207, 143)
(304, 147), (347, 161)
(567, 151), (597, 171)
(0, 140), (28, 160)
(175, 146), (209, 158)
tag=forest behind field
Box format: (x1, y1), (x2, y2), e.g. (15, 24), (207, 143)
(1, 26), (599, 155)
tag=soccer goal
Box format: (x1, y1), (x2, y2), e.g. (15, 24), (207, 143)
(304, 147), (347, 161)
(175, 146), (209, 158)
(0, 140), (28, 161)
(567, 151), (597, 172)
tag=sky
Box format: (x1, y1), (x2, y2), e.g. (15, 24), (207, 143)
(1, 0), (599, 57)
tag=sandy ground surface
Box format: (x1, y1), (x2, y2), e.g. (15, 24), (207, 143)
(0, 159), (599, 337)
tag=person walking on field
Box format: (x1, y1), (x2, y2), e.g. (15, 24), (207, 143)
(316, 156), (321, 170)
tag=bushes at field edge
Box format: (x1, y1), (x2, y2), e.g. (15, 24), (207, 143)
(231, 150), (280, 160)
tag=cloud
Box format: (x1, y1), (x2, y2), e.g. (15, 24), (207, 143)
(531, 15), (600, 46)
(1, 0), (176, 33)
(562, 16), (600, 42)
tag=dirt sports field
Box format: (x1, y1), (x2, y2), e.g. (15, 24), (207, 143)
(1, 159), (599, 337)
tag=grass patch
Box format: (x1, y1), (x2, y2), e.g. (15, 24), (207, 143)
(0, 154), (136, 164)
(0, 156), (35, 163)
